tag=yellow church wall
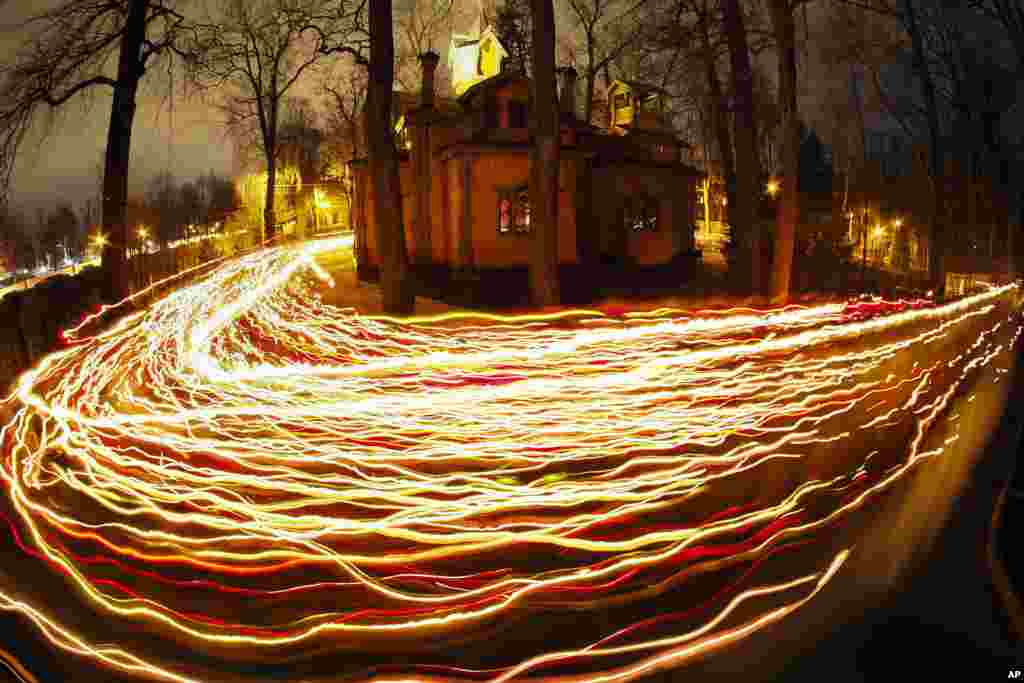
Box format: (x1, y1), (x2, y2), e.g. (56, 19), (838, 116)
(479, 35), (502, 80)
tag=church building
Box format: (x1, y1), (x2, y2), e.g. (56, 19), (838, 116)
(349, 24), (702, 304)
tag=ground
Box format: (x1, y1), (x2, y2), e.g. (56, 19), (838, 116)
(0, 236), (1019, 683)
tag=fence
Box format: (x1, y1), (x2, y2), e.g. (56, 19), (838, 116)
(0, 226), (263, 393)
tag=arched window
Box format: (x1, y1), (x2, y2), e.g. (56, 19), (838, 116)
(625, 195), (659, 232)
(497, 185), (531, 235)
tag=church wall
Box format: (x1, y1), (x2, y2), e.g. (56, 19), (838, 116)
(431, 157), (448, 264)
(628, 198), (676, 266)
(353, 158), (416, 268)
(459, 151), (579, 268)
(449, 158), (468, 266)
(470, 151), (530, 267)
(591, 163), (697, 266)
(401, 158), (414, 259)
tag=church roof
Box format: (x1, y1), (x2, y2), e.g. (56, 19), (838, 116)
(457, 71), (529, 105)
(609, 80), (669, 97)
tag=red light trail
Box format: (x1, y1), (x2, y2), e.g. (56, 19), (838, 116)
(0, 235), (1019, 682)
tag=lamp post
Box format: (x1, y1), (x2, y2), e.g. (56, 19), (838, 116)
(91, 233), (107, 256)
(314, 189), (332, 235)
(702, 177), (711, 240)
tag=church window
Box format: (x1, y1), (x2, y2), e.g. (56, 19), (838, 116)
(625, 195), (659, 232)
(498, 186), (531, 235)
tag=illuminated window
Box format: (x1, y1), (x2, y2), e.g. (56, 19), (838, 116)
(614, 92), (630, 110)
(625, 195), (658, 232)
(498, 186), (531, 235)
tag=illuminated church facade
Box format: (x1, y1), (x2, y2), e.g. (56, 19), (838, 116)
(350, 24), (702, 304)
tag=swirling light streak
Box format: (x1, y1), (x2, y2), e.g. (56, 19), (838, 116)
(0, 234), (1019, 682)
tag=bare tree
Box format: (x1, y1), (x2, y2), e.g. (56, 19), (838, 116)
(323, 62), (368, 228)
(529, 0), (560, 305)
(970, 0), (1024, 70)
(394, 0), (466, 94)
(897, 0), (947, 296)
(0, 0), (193, 300)
(0, 205), (36, 274)
(497, 0), (534, 75)
(830, 0), (980, 296)
(695, 1), (737, 214)
(146, 170), (181, 245)
(40, 204), (80, 268)
(722, 0), (763, 294)
(565, 0), (650, 123)
(186, 0), (365, 243)
(768, 0), (809, 304)
(367, 0), (415, 313)
(324, 65), (368, 161)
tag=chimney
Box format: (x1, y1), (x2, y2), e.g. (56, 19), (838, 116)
(558, 67), (577, 118)
(419, 51), (440, 108)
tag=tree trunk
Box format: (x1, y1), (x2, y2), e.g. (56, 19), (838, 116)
(100, 0), (149, 302)
(529, 0), (560, 306)
(699, 5), (737, 222)
(769, 0), (799, 304)
(584, 40), (596, 125)
(903, 0), (945, 298)
(722, 0), (762, 295)
(368, 0), (414, 315)
(263, 154), (277, 243)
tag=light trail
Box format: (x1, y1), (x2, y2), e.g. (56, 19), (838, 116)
(0, 234), (1019, 682)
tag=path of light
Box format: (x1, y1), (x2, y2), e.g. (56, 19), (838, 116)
(0, 233), (1019, 682)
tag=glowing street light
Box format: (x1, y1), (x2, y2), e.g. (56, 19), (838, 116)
(314, 189), (332, 210)
(766, 179), (780, 197)
(91, 233), (108, 249)
(893, 218), (903, 229)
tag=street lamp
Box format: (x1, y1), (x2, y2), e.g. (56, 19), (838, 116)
(313, 189), (333, 234)
(766, 179), (780, 198)
(90, 233), (107, 266)
(872, 225), (884, 265)
(314, 189), (332, 210)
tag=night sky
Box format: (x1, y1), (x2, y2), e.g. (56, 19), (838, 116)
(1, 0), (1018, 218)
